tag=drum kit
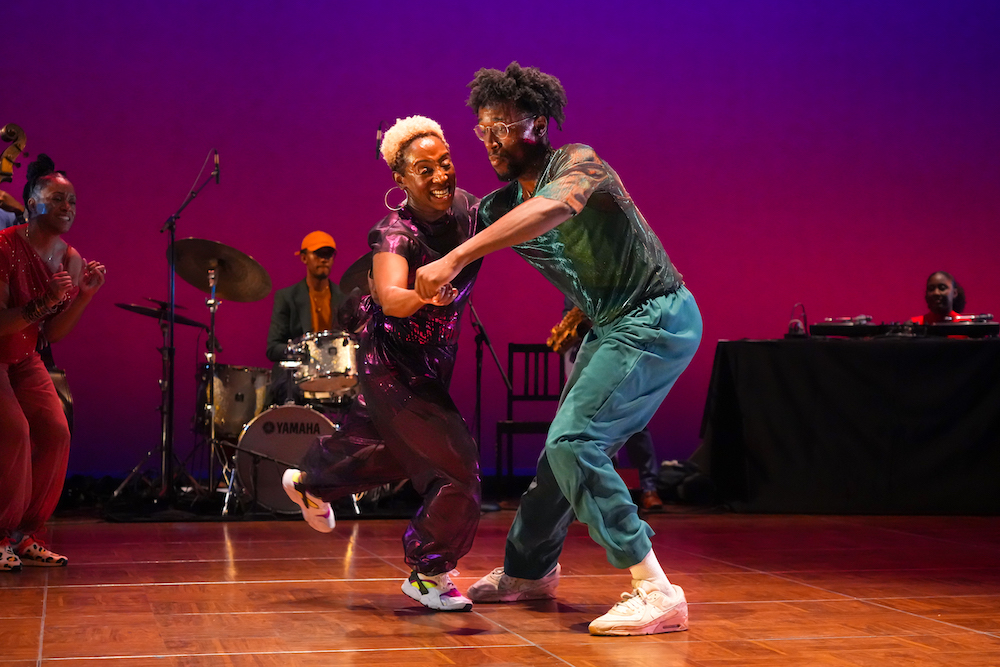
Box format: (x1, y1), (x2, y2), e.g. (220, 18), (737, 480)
(114, 238), (362, 515)
(239, 329), (361, 513)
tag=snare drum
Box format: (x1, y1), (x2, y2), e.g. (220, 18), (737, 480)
(288, 330), (359, 396)
(235, 404), (337, 513)
(197, 364), (271, 440)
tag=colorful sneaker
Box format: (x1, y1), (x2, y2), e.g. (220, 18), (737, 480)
(1, 539), (22, 572)
(282, 469), (335, 533)
(401, 570), (473, 612)
(588, 581), (689, 636)
(467, 563), (560, 602)
(13, 536), (67, 567)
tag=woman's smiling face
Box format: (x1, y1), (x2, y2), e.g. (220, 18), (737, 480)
(395, 135), (455, 221)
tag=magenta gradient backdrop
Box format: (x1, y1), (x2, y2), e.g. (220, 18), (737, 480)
(4, 1), (998, 477)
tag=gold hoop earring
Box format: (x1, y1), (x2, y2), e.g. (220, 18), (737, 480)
(384, 186), (407, 212)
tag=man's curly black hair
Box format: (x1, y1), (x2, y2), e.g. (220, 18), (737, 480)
(467, 62), (567, 130)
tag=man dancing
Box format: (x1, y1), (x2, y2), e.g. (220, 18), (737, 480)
(415, 63), (702, 636)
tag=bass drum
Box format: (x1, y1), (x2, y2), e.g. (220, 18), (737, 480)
(235, 405), (337, 513)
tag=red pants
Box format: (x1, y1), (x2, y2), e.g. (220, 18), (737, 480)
(0, 353), (71, 535)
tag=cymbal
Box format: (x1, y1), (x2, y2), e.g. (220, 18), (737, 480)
(145, 297), (186, 310)
(339, 251), (372, 295)
(172, 238), (272, 303)
(115, 303), (208, 329)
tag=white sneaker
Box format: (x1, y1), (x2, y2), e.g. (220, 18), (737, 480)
(401, 570), (473, 612)
(13, 535), (67, 567)
(281, 469), (335, 533)
(467, 563), (560, 602)
(588, 581), (689, 636)
(1, 539), (21, 573)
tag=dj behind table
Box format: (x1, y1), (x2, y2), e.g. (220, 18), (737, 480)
(695, 313), (1000, 514)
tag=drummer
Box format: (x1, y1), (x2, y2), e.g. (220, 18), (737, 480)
(265, 231), (346, 405)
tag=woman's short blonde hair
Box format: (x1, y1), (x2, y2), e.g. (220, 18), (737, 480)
(380, 115), (448, 172)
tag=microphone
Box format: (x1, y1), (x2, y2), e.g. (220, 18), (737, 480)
(213, 149), (220, 184)
(375, 121), (384, 160)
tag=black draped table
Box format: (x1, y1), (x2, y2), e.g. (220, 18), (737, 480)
(695, 338), (1000, 514)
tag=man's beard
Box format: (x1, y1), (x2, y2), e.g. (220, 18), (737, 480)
(493, 156), (522, 182)
(496, 169), (518, 182)
(493, 144), (548, 183)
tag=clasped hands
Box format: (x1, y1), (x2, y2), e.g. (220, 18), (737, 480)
(47, 259), (107, 305)
(366, 259), (459, 308)
(415, 254), (462, 302)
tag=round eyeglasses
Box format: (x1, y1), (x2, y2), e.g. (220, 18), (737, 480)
(473, 116), (534, 141)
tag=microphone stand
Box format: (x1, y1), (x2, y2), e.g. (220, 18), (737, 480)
(153, 153), (219, 504)
(469, 303), (510, 511)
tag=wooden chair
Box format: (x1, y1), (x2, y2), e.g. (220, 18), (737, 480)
(495, 343), (566, 495)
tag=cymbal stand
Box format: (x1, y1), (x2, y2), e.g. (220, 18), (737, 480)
(203, 267), (236, 514)
(111, 310), (201, 501)
(153, 151), (219, 502)
(469, 303), (509, 511)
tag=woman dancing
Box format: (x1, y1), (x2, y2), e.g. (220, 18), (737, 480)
(283, 116), (482, 611)
(0, 154), (106, 571)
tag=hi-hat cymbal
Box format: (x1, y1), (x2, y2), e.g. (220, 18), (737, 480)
(145, 297), (186, 310)
(115, 303), (207, 329)
(339, 251), (372, 295)
(172, 238), (272, 302)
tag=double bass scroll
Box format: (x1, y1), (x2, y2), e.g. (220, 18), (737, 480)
(1, 123), (28, 184)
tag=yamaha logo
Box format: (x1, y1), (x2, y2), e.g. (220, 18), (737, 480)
(262, 421), (322, 435)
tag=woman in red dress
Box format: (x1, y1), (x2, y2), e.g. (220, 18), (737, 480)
(0, 155), (106, 571)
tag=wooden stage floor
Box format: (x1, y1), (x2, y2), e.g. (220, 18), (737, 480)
(3, 510), (1000, 665)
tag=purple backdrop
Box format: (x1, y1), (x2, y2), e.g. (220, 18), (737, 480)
(4, 0), (998, 477)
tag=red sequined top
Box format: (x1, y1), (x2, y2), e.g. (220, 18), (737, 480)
(0, 227), (73, 364)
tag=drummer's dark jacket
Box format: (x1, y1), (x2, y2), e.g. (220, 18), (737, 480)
(265, 278), (346, 404)
(266, 279), (347, 362)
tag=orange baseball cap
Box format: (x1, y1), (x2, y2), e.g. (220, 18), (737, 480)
(298, 231), (336, 254)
